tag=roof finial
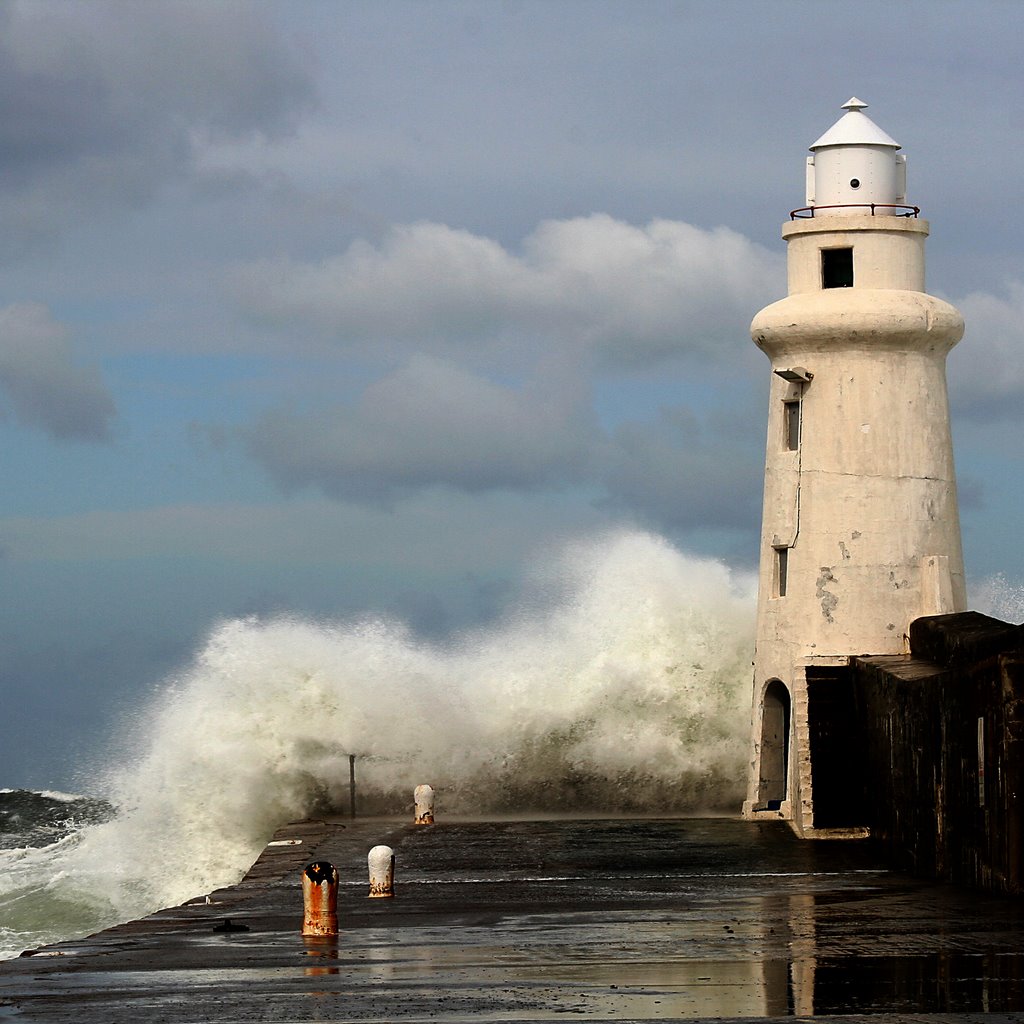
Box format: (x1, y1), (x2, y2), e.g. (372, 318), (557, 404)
(842, 97), (868, 112)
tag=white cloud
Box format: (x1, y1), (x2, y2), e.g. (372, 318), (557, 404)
(227, 214), (777, 525)
(230, 215), (784, 367)
(0, 304), (115, 441)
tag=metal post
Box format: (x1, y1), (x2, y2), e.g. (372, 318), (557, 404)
(301, 862), (339, 937)
(349, 754), (356, 819)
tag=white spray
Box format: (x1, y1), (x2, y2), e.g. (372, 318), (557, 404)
(1, 530), (756, 956)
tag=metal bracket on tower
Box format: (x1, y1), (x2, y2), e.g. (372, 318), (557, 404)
(773, 367), (814, 383)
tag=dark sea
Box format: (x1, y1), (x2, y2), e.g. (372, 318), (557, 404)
(0, 789), (114, 958)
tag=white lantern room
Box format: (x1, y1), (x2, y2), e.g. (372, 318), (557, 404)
(804, 97), (907, 213)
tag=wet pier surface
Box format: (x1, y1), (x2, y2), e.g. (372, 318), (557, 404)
(2, 816), (1024, 1022)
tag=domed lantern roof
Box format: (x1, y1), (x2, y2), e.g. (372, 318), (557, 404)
(810, 97), (901, 151)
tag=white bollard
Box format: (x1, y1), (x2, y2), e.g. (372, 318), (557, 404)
(413, 784), (435, 825)
(367, 845), (395, 898)
(301, 861), (339, 936)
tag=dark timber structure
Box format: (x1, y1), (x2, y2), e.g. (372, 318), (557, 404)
(863, 612), (1024, 893)
(799, 611), (1024, 893)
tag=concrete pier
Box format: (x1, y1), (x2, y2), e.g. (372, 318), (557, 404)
(2, 816), (1024, 1021)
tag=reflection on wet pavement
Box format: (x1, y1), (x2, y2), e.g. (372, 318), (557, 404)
(3, 817), (1024, 1020)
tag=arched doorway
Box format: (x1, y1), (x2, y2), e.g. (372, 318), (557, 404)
(756, 679), (790, 810)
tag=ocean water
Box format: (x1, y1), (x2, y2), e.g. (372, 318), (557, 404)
(0, 530), (758, 960)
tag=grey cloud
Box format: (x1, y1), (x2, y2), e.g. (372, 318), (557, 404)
(0, 304), (115, 441)
(230, 215), (784, 369)
(245, 356), (595, 502)
(241, 349), (762, 541)
(596, 410), (762, 534)
(229, 212), (776, 528)
(0, 1), (314, 246)
(949, 284), (1024, 421)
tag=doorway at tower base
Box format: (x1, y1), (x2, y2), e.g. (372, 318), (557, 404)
(803, 666), (868, 829)
(744, 662), (871, 839)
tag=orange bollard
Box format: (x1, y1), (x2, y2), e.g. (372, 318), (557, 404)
(301, 861), (339, 936)
(367, 845), (395, 898)
(413, 784), (435, 825)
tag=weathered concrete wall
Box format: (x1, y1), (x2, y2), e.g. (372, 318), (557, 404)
(853, 611), (1024, 893)
(745, 214), (965, 834)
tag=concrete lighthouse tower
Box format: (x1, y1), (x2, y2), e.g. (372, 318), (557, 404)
(742, 99), (967, 837)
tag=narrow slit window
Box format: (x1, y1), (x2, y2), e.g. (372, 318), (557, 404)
(822, 247), (854, 289)
(775, 547), (789, 598)
(784, 399), (801, 451)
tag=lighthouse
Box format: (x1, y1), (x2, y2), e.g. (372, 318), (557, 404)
(742, 99), (967, 837)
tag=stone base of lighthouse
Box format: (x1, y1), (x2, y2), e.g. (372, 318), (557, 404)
(741, 609), (1024, 895)
(743, 548), (966, 838)
(743, 659), (870, 839)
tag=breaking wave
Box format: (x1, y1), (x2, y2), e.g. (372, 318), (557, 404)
(0, 529), (756, 958)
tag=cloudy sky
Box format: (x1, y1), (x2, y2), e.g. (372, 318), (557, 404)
(2, 0), (1023, 788)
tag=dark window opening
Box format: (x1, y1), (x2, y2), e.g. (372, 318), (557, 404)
(822, 247), (854, 289)
(775, 547), (789, 598)
(784, 399), (801, 451)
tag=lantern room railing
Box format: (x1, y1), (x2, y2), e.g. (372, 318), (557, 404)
(790, 204), (921, 220)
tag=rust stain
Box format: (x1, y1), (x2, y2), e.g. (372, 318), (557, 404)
(302, 861), (339, 937)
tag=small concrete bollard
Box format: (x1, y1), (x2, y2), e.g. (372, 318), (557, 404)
(367, 845), (395, 898)
(414, 784), (435, 825)
(301, 861), (339, 936)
